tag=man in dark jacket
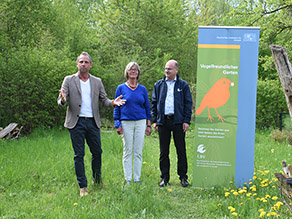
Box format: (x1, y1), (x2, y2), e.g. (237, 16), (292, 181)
(152, 60), (192, 187)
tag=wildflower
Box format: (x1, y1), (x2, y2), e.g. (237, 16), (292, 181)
(272, 196), (278, 200)
(243, 187), (247, 190)
(275, 201), (284, 209)
(229, 180), (233, 184)
(143, 161), (147, 164)
(271, 149), (274, 153)
(264, 170), (270, 174)
(217, 203), (222, 207)
(253, 193), (257, 196)
(228, 206), (235, 212)
(265, 195), (271, 199)
(225, 192), (230, 197)
(253, 176), (257, 180)
(74, 203), (78, 206)
(258, 209), (264, 212)
(232, 212), (238, 217)
(224, 187), (229, 191)
(233, 191), (239, 196)
(259, 211), (266, 218)
(167, 188), (172, 192)
(271, 212), (277, 216)
(246, 193), (252, 197)
(239, 189), (247, 194)
(240, 202), (243, 206)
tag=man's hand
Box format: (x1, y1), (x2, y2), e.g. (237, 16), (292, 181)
(153, 123), (159, 132)
(116, 127), (123, 135)
(59, 89), (66, 104)
(183, 123), (189, 132)
(114, 95), (126, 106)
(145, 126), (152, 136)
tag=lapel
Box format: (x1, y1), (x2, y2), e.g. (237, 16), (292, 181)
(74, 73), (81, 95)
(89, 74), (96, 100)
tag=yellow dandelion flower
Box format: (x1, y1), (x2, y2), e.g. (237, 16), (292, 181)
(253, 176), (257, 180)
(229, 181), (233, 184)
(253, 193), (257, 196)
(143, 161), (147, 164)
(224, 187), (229, 191)
(272, 196), (278, 200)
(74, 203), (78, 206)
(217, 203), (222, 207)
(233, 191), (239, 196)
(267, 213), (271, 217)
(264, 170), (270, 174)
(240, 202), (243, 206)
(225, 192), (230, 197)
(271, 212), (276, 216)
(246, 193), (252, 197)
(258, 209), (264, 212)
(249, 182), (253, 185)
(259, 211), (266, 218)
(231, 189), (235, 192)
(265, 195), (271, 199)
(230, 207), (235, 212)
(271, 149), (274, 153)
(243, 187), (247, 190)
(256, 198), (260, 200)
(232, 212), (238, 216)
(167, 188), (172, 192)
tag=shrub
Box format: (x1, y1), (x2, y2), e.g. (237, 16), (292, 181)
(256, 79), (287, 129)
(270, 129), (287, 143)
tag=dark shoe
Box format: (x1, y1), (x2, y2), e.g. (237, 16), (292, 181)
(181, 178), (189, 187)
(92, 175), (102, 185)
(159, 179), (168, 187)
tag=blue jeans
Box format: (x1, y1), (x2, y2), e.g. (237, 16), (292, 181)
(69, 117), (102, 188)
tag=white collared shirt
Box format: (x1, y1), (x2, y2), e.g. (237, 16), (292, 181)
(164, 76), (176, 115)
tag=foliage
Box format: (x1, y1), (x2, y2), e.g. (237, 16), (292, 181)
(0, 128), (291, 218)
(270, 129), (287, 143)
(256, 79), (287, 129)
(1, 0), (292, 131)
(225, 0), (292, 81)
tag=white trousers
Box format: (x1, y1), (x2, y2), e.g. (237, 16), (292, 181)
(121, 119), (146, 182)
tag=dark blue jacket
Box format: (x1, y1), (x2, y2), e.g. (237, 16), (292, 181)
(151, 75), (192, 125)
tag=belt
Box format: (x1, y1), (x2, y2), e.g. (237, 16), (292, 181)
(79, 117), (94, 120)
(165, 114), (174, 120)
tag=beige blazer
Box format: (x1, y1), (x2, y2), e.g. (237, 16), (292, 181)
(57, 73), (113, 129)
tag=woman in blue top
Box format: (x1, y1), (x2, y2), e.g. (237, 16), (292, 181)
(113, 62), (152, 185)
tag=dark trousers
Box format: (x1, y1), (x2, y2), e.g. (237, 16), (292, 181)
(158, 117), (188, 182)
(68, 118), (102, 188)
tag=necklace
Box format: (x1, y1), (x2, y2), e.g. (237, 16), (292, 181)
(126, 81), (138, 89)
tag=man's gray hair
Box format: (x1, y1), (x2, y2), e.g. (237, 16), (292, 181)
(77, 52), (93, 64)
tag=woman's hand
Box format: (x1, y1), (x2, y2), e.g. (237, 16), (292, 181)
(116, 127), (123, 135)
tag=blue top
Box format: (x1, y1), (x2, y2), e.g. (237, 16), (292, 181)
(113, 83), (151, 128)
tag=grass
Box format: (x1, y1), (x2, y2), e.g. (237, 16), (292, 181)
(0, 127), (292, 218)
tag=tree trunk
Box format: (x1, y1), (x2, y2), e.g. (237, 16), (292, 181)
(270, 45), (292, 121)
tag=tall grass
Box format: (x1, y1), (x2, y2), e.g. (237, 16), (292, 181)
(0, 127), (291, 218)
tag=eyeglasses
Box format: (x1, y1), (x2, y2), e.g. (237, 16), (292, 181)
(129, 68), (138, 72)
(165, 68), (174, 71)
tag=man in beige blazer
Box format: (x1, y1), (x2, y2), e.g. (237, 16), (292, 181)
(58, 52), (125, 196)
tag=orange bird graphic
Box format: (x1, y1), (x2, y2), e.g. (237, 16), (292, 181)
(195, 78), (234, 122)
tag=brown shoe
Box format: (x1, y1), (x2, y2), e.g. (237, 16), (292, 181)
(80, 187), (88, 196)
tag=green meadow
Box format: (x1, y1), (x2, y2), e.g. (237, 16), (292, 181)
(0, 128), (291, 218)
